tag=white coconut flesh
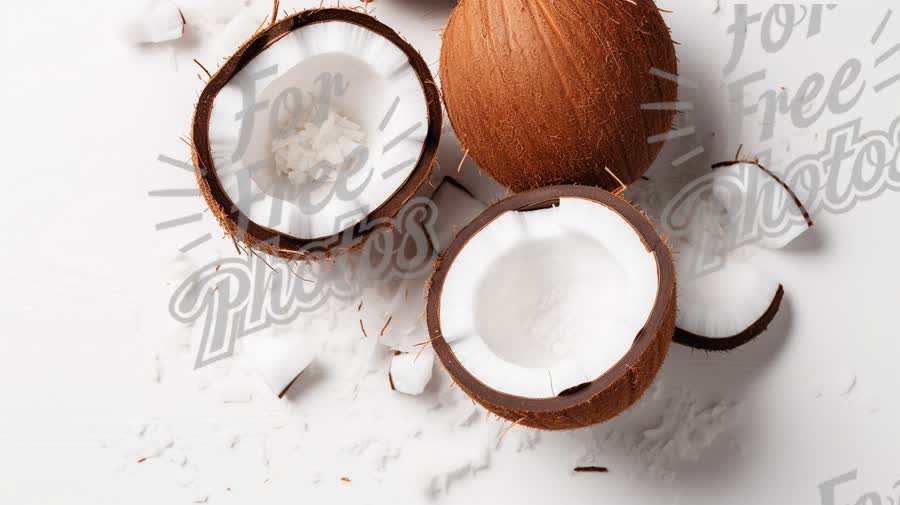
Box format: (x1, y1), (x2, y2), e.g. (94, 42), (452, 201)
(711, 163), (811, 249)
(208, 20), (430, 239)
(675, 254), (781, 339)
(439, 198), (660, 399)
(245, 336), (316, 398)
(390, 349), (435, 396)
(122, 0), (185, 44)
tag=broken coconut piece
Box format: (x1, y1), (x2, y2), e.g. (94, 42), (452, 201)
(247, 337), (316, 398)
(121, 0), (185, 44)
(192, 9), (441, 259)
(667, 159), (811, 351)
(428, 178), (488, 253)
(389, 348), (435, 395)
(711, 160), (813, 249)
(674, 254), (784, 351)
(427, 186), (676, 430)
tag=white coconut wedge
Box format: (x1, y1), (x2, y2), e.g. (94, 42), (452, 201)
(389, 349), (435, 396)
(427, 187), (676, 430)
(673, 250), (784, 351)
(711, 160), (813, 249)
(121, 0), (185, 44)
(192, 9), (441, 259)
(427, 178), (488, 253)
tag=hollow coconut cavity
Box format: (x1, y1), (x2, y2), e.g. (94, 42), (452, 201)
(439, 0), (678, 193)
(191, 9), (441, 259)
(427, 187), (676, 430)
(671, 160), (813, 351)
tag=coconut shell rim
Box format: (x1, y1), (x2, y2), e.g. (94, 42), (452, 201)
(711, 159), (814, 228)
(426, 185), (676, 416)
(190, 8), (442, 258)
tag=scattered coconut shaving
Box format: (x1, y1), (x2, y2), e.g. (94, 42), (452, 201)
(121, 0), (185, 45)
(389, 348), (435, 396)
(272, 109), (368, 185)
(247, 336), (317, 398)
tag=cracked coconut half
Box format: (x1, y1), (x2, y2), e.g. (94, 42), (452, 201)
(191, 9), (441, 259)
(427, 187), (677, 430)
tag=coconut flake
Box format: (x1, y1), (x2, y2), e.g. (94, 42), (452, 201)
(272, 109), (368, 186)
(121, 0), (185, 45)
(428, 179), (488, 253)
(247, 336), (317, 398)
(389, 349), (434, 395)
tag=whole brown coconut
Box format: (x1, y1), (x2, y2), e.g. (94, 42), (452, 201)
(440, 0), (678, 192)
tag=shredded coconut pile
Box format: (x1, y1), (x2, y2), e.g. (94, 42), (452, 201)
(272, 110), (368, 185)
(574, 385), (743, 480)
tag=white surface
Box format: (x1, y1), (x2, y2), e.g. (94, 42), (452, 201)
(1, 1), (899, 504)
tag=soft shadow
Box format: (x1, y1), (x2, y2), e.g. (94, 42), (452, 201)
(282, 359), (327, 402)
(781, 225), (827, 255)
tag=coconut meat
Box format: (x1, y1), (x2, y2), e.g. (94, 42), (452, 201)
(438, 197), (660, 399)
(675, 256), (780, 339)
(390, 349), (435, 396)
(121, 0), (185, 44)
(711, 162), (811, 249)
(428, 180), (488, 253)
(208, 20), (430, 240)
(246, 336), (316, 398)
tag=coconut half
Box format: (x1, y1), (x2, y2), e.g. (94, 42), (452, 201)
(427, 187), (676, 430)
(192, 9), (442, 259)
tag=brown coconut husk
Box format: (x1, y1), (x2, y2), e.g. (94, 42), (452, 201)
(439, 0), (678, 193)
(191, 8), (442, 260)
(426, 186), (677, 431)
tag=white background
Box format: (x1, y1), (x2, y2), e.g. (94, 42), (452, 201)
(1, 0), (898, 503)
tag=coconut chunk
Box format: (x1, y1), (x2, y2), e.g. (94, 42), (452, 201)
(428, 179), (488, 253)
(121, 0), (185, 44)
(247, 337), (316, 398)
(711, 161), (813, 249)
(389, 349), (434, 395)
(674, 253), (783, 350)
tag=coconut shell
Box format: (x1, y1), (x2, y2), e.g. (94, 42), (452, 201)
(439, 0), (678, 193)
(711, 159), (814, 228)
(674, 285), (784, 352)
(191, 8), (442, 260)
(426, 186), (676, 430)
